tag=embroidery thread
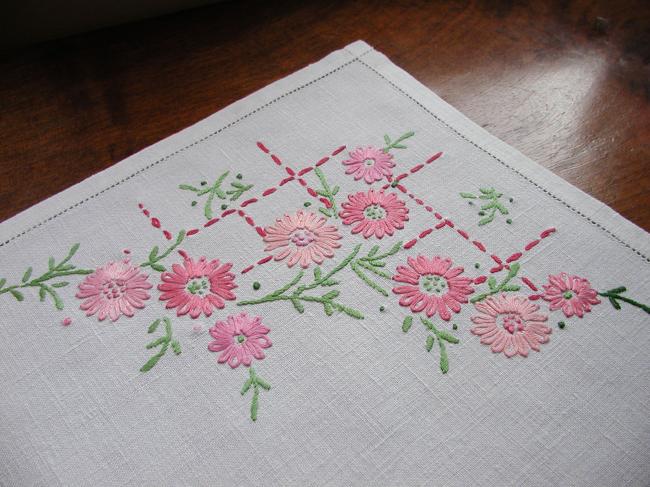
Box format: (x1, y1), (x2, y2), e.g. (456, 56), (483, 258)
(382, 130), (415, 153)
(420, 317), (459, 374)
(598, 286), (650, 313)
(241, 367), (271, 422)
(313, 167), (339, 218)
(350, 241), (402, 296)
(339, 189), (409, 239)
(180, 171), (253, 220)
(140, 317), (181, 372)
(0, 243), (93, 310)
(470, 263), (521, 303)
(460, 187), (510, 226)
(140, 230), (186, 272)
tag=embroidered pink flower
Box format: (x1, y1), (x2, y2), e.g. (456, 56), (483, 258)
(208, 312), (271, 368)
(76, 259), (152, 322)
(263, 210), (342, 268)
(339, 189), (409, 238)
(392, 255), (474, 320)
(342, 146), (395, 184)
(158, 255), (236, 318)
(542, 272), (601, 318)
(471, 294), (551, 358)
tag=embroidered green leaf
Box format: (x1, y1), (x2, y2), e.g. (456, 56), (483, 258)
(351, 242), (403, 296)
(0, 278), (6, 289)
(402, 316), (413, 332)
(180, 171), (253, 219)
(598, 287), (650, 314)
(382, 130), (415, 152)
(471, 263), (522, 303)
(459, 192), (477, 199)
(239, 246), (364, 319)
(0, 243), (92, 310)
(420, 318), (459, 374)
(313, 167), (338, 219)
(140, 317), (181, 372)
(141, 230), (185, 272)
(21, 267), (32, 283)
(241, 367), (270, 422)
(462, 186), (512, 226)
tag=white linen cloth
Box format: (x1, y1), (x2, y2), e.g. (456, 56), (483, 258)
(0, 41), (648, 486)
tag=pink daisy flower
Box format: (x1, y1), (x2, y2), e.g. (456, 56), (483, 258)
(392, 255), (474, 320)
(263, 210), (342, 268)
(208, 313), (272, 368)
(76, 259), (152, 322)
(542, 272), (601, 318)
(342, 146), (395, 184)
(339, 189), (409, 239)
(470, 294), (551, 358)
(158, 255), (236, 318)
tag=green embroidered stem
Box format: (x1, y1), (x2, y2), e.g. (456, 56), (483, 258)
(238, 245), (364, 319)
(460, 187), (510, 225)
(241, 366), (271, 421)
(420, 317), (459, 374)
(313, 167), (339, 219)
(598, 287), (650, 314)
(0, 243), (93, 310)
(180, 171), (253, 219)
(140, 230), (186, 272)
(470, 263), (521, 303)
(140, 317), (181, 372)
(382, 131), (415, 152)
(350, 241), (402, 296)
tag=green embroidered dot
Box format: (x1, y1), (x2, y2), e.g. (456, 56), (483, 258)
(221, 204), (228, 210)
(379, 305), (385, 312)
(506, 219), (512, 224)
(558, 321), (566, 329)
(391, 181), (398, 188)
(253, 282), (261, 290)
(200, 181), (207, 186)
(236, 335), (246, 343)
(304, 202), (311, 207)
(236, 173), (243, 179)
(478, 211), (485, 216)
(452, 323), (458, 330)
(474, 263), (480, 269)
(509, 197), (514, 203)
(191, 201), (197, 207)
(563, 291), (573, 299)
(468, 201), (474, 205)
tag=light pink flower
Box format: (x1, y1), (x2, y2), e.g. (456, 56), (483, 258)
(208, 312), (271, 368)
(392, 255), (474, 320)
(339, 189), (409, 239)
(542, 272), (601, 318)
(158, 255), (236, 318)
(76, 259), (152, 322)
(263, 210), (342, 268)
(471, 294), (551, 358)
(342, 146), (395, 184)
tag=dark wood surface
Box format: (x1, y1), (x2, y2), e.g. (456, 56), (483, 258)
(1, 0), (649, 230)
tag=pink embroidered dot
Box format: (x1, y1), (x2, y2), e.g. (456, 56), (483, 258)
(263, 210), (342, 268)
(339, 189), (409, 238)
(542, 272), (601, 318)
(470, 294), (551, 358)
(122, 249), (131, 255)
(158, 255), (237, 319)
(342, 146), (395, 184)
(392, 255), (474, 321)
(62, 317), (72, 326)
(208, 312), (271, 368)
(76, 259), (152, 322)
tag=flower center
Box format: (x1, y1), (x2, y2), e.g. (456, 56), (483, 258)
(236, 334), (246, 344)
(101, 278), (127, 300)
(363, 158), (375, 166)
(186, 277), (209, 296)
(500, 314), (525, 334)
(363, 204), (386, 220)
(420, 274), (447, 295)
(291, 230), (316, 247)
(563, 291), (573, 299)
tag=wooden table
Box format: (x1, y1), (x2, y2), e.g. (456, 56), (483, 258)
(1, 0), (649, 230)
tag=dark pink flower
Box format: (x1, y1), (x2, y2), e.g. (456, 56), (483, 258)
(158, 255), (236, 318)
(392, 255), (474, 320)
(342, 146), (394, 184)
(76, 259), (152, 322)
(208, 312), (271, 368)
(263, 210), (342, 268)
(339, 189), (409, 238)
(471, 294), (551, 358)
(542, 272), (601, 318)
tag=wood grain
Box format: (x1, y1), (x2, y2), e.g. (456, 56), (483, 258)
(1, 0), (649, 230)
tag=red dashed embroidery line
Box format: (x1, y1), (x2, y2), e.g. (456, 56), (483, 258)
(138, 203), (200, 240)
(382, 151), (443, 189)
(488, 228), (556, 274)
